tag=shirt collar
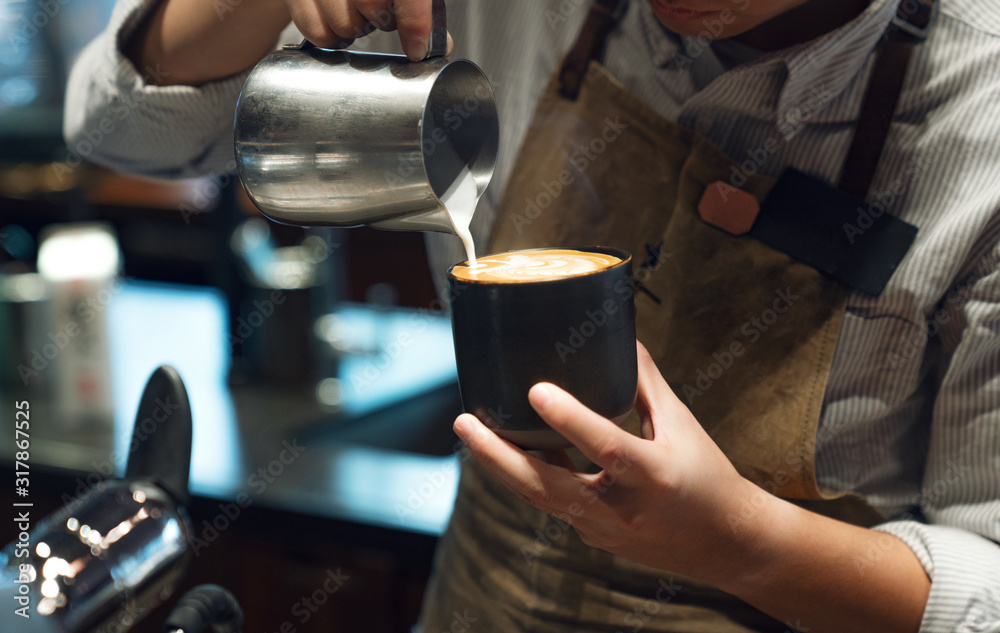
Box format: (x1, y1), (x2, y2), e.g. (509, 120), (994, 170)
(773, 0), (899, 138)
(639, 2), (683, 69)
(637, 0), (901, 138)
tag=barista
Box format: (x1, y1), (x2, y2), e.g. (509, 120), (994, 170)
(65, 1), (1000, 632)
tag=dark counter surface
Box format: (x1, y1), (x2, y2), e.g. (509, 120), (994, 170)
(1, 279), (468, 632)
(2, 280), (464, 536)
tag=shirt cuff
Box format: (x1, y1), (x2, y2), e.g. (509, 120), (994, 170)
(874, 520), (1000, 633)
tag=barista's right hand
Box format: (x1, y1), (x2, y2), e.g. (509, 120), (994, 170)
(285, 0), (454, 61)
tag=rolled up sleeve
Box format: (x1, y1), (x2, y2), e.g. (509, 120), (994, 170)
(63, 0), (252, 179)
(875, 521), (1000, 632)
(876, 249), (1000, 633)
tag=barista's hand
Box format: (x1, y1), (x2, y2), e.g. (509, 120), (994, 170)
(453, 340), (932, 633)
(452, 340), (759, 581)
(286, 0), (454, 61)
(129, 0), (452, 86)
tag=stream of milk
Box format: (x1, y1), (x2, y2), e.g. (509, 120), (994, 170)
(439, 166), (481, 268)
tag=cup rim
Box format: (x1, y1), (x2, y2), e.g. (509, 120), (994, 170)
(446, 245), (633, 285)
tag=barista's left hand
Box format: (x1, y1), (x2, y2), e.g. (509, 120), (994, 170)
(452, 340), (757, 581)
(453, 340), (931, 633)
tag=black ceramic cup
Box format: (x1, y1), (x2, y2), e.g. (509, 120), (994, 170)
(447, 246), (638, 450)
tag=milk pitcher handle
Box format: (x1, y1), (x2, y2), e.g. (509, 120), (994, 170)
(283, 0), (448, 59)
(428, 0), (448, 57)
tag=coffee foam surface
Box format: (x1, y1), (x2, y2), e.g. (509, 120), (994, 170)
(450, 249), (622, 282)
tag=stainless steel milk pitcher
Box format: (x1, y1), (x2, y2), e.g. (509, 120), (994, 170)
(233, 3), (499, 234)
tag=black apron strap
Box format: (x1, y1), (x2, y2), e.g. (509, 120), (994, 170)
(557, 0), (626, 99)
(558, 0), (937, 202)
(838, 0), (936, 199)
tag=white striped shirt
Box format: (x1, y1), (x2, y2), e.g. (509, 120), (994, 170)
(65, 0), (1000, 629)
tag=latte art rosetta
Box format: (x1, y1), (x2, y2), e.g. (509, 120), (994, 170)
(451, 249), (622, 282)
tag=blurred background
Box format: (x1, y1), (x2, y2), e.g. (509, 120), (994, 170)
(0, 2), (465, 631)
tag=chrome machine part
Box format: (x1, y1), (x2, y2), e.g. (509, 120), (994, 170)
(0, 366), (194, 633)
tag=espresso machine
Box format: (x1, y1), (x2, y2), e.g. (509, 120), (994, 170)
(0, 367), (242, 633)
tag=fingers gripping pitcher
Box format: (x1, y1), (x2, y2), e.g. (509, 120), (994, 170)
(233, 0), (498, 266)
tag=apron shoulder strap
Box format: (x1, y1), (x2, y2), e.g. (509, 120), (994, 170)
(557, 0), (627, 100)
(838, 0), (936, 199)
(557, 0), (938, 202)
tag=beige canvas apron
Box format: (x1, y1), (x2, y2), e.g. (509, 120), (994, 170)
(419, 1), (924, 629)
